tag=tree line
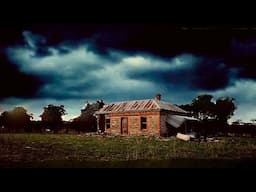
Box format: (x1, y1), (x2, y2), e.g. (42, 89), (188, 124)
(0, 95), (255, 137)
(179, 94), (256, 137)
(0, 100), (104, 134)
(179, 94), (236, 123)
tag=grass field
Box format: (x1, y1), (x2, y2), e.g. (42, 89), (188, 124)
(0, 133), (256, 168)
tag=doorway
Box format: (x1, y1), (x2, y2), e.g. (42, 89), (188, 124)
(121, 117), (128, 134)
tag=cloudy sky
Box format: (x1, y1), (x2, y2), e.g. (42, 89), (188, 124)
(1, 24), (256, 122)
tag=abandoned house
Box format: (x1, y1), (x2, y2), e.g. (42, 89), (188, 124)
(94, 94), (199, 137)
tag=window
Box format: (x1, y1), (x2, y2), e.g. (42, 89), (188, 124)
(106, 118), (110, 129)
(141, 117), (147, 129)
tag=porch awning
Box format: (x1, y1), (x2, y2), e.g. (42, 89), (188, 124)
(166, 115), (199, 128)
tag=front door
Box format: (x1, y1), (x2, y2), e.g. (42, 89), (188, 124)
(121, 117), (128, 134)
(99, 114), (105, 132)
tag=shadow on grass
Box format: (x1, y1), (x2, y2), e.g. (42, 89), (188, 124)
(1, 159), (256, 168)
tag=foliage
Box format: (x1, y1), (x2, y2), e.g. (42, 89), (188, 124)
(180, 94), (236, 124)
(40, 105), (67, 133)
(191, 94), (215, 120)
(0, 111), (10, 128)
(179, 104), (193, 113)
(0, 107), (33, 132)
(72, 100), (104, 133)
(214, 97), (236, 123)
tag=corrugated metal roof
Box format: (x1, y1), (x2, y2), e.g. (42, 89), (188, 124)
(155, 100), (188, 113)
(95, 99), (188, 114)
(166, 115), (199, 128)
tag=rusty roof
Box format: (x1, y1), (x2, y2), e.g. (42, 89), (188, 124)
(95, 99), (188, 114)
(155, 100), (188, 113)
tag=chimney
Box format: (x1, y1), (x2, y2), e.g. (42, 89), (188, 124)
(156, 93), (161, 101)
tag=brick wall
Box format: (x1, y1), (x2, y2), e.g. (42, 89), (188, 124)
(128, 116), (140, 134)
(160, 111), (168, 136)
(105, 117), (121, 135)
(105, 111), (160, 136)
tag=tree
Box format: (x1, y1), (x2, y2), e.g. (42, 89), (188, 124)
(191, 94), (215, 120)
(179, 104), (193, 113)
(0, 111), (10, 129)
(180, 94), (237, 137)
(40, 104), (67, 133)
(214, 97), (236, 124)
(11, 107), (33, 132)
(72, 100), (104, 133)
(0, 107), (33, 132)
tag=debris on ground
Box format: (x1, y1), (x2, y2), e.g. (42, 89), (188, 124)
(176, 133), (221, 142)
(176, 133), (191, 141)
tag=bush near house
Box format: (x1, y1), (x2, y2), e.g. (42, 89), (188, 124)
(70, 100), (104, 133)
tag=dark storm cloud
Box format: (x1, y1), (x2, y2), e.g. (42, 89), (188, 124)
(0, 26), (25, 47)
(16, 25), (256, 85)
(22, 30), (53, 57)
(0, 51), (43, 100)
(3, 25), (256, 122)
(229, 37), (256, 78)
(193, 58), (230, 90)
(1, 25), (255, 57)
(56, 47), (71, 55)
(12, 25), (231, 57)
(6, 43), (119, 100)
(3, 24), (256, 102)
(2, 25), (256, 65)
(127, 55), (231, 91)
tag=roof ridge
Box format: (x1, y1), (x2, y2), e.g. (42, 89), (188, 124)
(95, 98), (187, 114)
(104, 98), (154, 105)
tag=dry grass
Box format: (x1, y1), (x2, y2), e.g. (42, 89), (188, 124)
(0, 133), (256, 167)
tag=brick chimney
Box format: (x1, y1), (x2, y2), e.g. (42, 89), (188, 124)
(156, 93), (161, 101)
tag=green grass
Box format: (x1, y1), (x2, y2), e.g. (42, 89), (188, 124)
(0, 133), (256, 167)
